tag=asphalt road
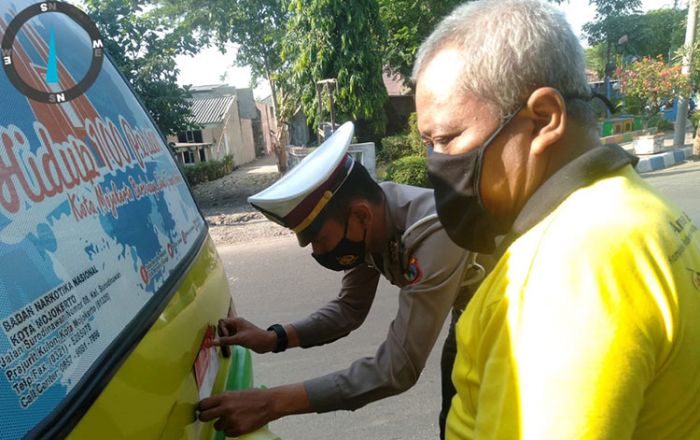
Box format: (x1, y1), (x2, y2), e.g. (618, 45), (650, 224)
(643, 159), (700, 225)
(217, 158), (700, 440)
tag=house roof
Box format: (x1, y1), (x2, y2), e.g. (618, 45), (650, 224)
(190, 96), (235, 125)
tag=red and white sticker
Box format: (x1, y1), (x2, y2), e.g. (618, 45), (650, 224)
(194, 325), (220, 400)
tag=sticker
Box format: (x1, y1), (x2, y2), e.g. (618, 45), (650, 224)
(194, 326), (220, 400)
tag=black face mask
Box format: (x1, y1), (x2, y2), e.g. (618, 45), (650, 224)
(427, 108), (521, 253)
(312, 217), (366, 271)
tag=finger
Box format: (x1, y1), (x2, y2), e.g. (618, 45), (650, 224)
(217, 319), (229, 338)
(219, 317), (239, 330)
(198, 407), (226, 422)
(213, 335), (238, 346)
(198, 394), (223, 411)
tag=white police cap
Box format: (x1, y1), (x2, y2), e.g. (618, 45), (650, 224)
(248, 121), (355, 246)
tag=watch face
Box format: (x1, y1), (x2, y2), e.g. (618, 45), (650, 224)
(2, 2), (104, 104)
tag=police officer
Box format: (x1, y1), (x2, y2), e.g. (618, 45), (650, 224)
(198, 122), (486, 438)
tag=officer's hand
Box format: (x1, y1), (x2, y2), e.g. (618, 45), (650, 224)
(215, 317), (276, 354)
(198, 389), (275, 437)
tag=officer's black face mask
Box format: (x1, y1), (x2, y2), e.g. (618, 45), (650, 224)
(312, 216), (366, 271)
(427, 108), (522, 253)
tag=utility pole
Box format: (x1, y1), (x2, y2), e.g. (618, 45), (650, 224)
(315, 79), (337, 144)
(673, 0), (697, 149)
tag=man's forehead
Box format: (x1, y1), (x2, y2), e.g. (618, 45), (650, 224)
(415, 48), (475, 135)
(416, 47), (465, 103)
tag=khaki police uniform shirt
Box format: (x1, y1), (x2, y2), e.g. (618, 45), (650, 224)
(291, 182), (473, 413)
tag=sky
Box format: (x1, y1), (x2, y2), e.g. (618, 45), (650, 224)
(176, 0), (683, 100)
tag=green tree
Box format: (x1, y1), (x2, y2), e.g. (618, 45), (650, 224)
(583, 0), (642, 74)
(84, 0), (197, 135)
(378, 0), (463, 81)
(586, 44), (607, 79)
(162, 0), (287, 117)
(633, 8), (686, 61)
(378, 0), (566, 83)
(283, 0), (388, 135)
(162, 0), (292, 170)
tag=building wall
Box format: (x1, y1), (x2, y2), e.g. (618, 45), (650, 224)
(256, 102), (277, 155)
(212, 101), (256, 166)
(208, 125), (225, 159)
(167, 94), (258, 166)
(238, 119), (256, 165)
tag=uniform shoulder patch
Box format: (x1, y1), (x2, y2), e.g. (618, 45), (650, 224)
(404, 255), (423, 284)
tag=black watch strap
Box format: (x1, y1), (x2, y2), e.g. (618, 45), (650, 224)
(267, 323), (288, 353)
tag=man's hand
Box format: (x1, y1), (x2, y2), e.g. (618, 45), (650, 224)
(198, 389), (276, 437)
(198, 385), (312, 437)
(215, 318), (276, 354)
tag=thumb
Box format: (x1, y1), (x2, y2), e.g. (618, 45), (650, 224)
(218, 318), (238, 337)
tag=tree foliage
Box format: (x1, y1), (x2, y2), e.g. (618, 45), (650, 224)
(616, 56), (689, 126)
(83, 0), (197, 135)
(385, 155), (430, 188)
(583, 0), (642, 74)
(162, 0), (293, 169)
(586, 44), (607, 79)
(585, 8), (686, 80)
(378, 0), (567, 82)
(162, 0), (287, 106)
(378, 0), (463, 81)
(282, 0), (388, 134)
(633, 8), (686, 61)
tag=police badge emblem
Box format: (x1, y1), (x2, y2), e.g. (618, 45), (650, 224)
(338, 254), (359, 266)
(405, 255), (422, 284)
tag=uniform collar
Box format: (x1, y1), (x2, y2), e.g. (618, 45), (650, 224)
(496, 144), (638, 255)
(366, 194), (399, 270)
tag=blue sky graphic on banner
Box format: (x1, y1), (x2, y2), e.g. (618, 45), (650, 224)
(0, 2), (204, 438)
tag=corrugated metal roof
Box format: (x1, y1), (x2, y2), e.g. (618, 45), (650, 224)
(190, 96), (234, 125)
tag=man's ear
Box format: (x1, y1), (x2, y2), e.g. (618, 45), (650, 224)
(349, 200), (373, 228)
(523, 87), (567, 155)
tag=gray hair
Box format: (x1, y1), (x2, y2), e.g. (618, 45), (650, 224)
(412, 0), (597, 129)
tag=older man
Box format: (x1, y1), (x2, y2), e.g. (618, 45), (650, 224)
(413, 0), (700, 439)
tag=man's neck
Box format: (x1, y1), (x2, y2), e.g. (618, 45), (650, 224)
(542, 123), (598, 184)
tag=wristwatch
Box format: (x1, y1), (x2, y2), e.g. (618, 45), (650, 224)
(267, 323), (288, 353)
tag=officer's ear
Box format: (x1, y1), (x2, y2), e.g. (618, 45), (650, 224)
(348, 200), (373, 228)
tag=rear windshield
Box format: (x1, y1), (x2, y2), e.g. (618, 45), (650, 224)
(0, 2), (206, 438)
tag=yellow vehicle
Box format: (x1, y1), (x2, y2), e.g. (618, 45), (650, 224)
(0, 2), (277, 438)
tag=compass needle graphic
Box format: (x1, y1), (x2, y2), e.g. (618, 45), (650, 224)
(3, 2), (103, 103)
(46, 25), (58, 84)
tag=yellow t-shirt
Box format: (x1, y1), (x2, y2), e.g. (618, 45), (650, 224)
(447, 166), (700, 439)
